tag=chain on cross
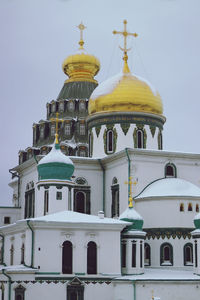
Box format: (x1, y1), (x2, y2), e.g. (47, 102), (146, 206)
(125, 176), (137, 208)
(77, 22), (86, 49)
(113, 20), (138, 64)
(50, 112), (64, 144)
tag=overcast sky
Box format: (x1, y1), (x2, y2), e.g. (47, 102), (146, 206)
(0, 0), (200, 205)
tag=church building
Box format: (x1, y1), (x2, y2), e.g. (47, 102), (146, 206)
(0, 21), (200, 300)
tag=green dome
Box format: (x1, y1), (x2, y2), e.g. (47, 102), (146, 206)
(120, 206), (144, 230)
(194, 213), (200, 229)
(37, 143), (74, 181)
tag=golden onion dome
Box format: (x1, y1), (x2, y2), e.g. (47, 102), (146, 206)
(62, 23), (100, 84)
(62, 49), (100, 84)
(88, 59), (163, 116)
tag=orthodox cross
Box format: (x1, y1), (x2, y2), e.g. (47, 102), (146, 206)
(77, 22), (86, 49)
(50, 112), (64, 144)
(113, 20), (138, 71)
(125, 176), (137, 208)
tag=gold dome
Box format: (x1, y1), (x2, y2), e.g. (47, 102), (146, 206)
(62, 50), (100, 84)
(88, 62), (163, 116)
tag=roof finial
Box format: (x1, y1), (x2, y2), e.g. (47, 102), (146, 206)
(113, 20), (138, 73)
(125, 176), (138, 208)
(77, 22), (86, 50)
(50, 112), (64, 146)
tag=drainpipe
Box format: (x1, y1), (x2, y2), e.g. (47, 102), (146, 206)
(125, 148), (131, 201)
(2, 269), (11, 300)
(98, 159), (105, 213)
(27, 220), (34, 268)
(0, 234), (6, 266)
(132, 281), (136, 300)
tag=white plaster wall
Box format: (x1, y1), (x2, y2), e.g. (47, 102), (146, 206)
(92, 124), (161, 158)
(145, 237), (193, 268)
(34, 226), (122, 275)
(0, 208), (21, 226)
(135, 197), (199, 228)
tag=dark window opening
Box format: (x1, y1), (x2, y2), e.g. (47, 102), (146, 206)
(15, 285), (25, 300)
(160, 243), (173, 265)
(111, 184), (119, 218)
(62, 241), (73, 274)
(87, 241), (97, 274)
(4, 216), (10, 224)
(184, 243), (193, 265)
(144, 243), (151, 266)
(121, 243), (126, 268)
(137, 130), (143, 149)
(24, 189), (35, 219)
(195, 241), (198, 268)
(74, 188), (90, 214)
(21, 243), (25, 264)
(140, 241), (143, 268)
(132, 241), (136, 267)
(44, 190), (49, 215)
(188, 203), (192, 211)
(107, 130), (113, 153)
(165, 164), (176, 177)
(180, 203), (184, 212)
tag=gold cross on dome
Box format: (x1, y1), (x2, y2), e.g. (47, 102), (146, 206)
(50, 112), (64, 144)
(77, 22), (86, 49)
(124, 176), (137, 208)
(113, 20), (138, 60)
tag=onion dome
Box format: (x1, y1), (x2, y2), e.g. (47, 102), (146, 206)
(62, 23), (100, 85)
(57, 23), (100, 100)
(194, 213), (200, 229)
(88, 63), (163, 116)
(88, 20), (163, 117)
(120, 198), (143, 230)
(37, 140), (74, 181)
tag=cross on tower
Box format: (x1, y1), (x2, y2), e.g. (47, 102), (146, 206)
(77, 22), (86, 49)
(113, 20), (138, 71)
(125, 176), (137, 208)
(50, 112), (64, 144)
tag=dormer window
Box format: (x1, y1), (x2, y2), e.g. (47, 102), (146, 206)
(80, 124), (85, 135)
(51, 125), (56, 137)
(68, 101), (74, 112)
(59, 102), (64, 112)
(40, 126), (44, 139)
(65, 124), (71, 136)
(52, 103), (56, 112)
(79, 101), (85, 111)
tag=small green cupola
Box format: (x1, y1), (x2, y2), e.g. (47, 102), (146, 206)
(120, 197), (144, 230)
(37, 140), (74, 181)
(194, 213), (200, 229)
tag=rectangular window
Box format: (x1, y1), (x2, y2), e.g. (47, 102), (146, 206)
(44, 190), (49, 215)
(132, 242), (136, 267)
(24, 189), (35, 218)
(4, 216), (10, 224)
(121, 243), (126, 268)
(140, 241), (143, 268)
(57, 191), (62, 200)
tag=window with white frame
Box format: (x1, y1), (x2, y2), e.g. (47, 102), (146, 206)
(160, 243), (173, 266)
(184, 243), (193, 265)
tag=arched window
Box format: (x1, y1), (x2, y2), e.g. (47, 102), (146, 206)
(10, 244), (14, 265)
(165, 163), (176, 177)
(184, 243), (193, 265)
(74, 191), (86, 213)
(107, 130), (113, 153)
(15, 285), (26, 300)
(144, 243), (151, 266)
(188, 203), (192, 211)
(137, 130), (144, 149)
(180, 203), (184, 212)
(111, 178), (119, 218)
(160, 243), (173, 266)
(74, 178), (90, 214)
(21, 243), (25, 264)
(132, 240), (136, 268)
(44, 190), (49, 215)
(62, 241), (73, 274)
(87, 241), (97, 274)
(196, 204), (199, 212)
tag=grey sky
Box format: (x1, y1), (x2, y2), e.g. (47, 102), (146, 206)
(0, 0), (200, 205)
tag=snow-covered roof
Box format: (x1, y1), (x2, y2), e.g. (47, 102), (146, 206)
(90, 72), (158, 100)
(135, 178), (200, 199)
(0, 265), (36, 273)
(114, 267), (200, 281)
(29, 210), (130, 226)
(38, 143), (74, 165)
(120, 207), (143, 221)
